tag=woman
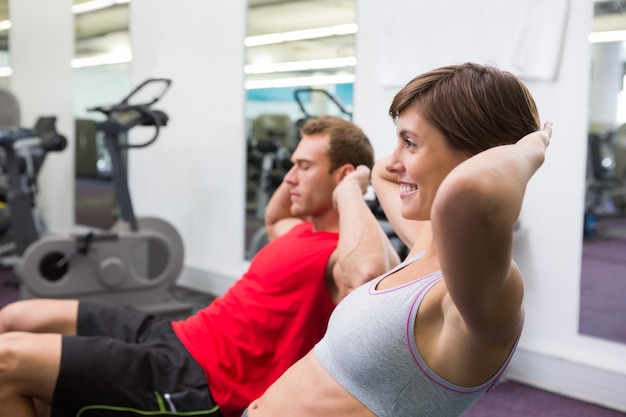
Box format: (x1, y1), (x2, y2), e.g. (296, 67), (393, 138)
(244, 62), (552, 417)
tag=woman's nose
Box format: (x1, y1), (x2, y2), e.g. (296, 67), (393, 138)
(386, 149), (404, 174)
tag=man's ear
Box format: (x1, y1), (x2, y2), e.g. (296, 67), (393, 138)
(336, 163), (355, 181)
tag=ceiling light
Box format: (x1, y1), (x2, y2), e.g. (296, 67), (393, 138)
(245, 73), (356, 89)
(71, 0), (130, 15)
(245, 57), (357, 75)
(71, 51), (132, 68)
(245, 23), (357, 47)
(0, 20), (12, 32)
(589, 30), (626, 43)
(0, 67), (13, 77)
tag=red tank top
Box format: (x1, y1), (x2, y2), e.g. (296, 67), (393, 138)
(172, 221), (338, 417)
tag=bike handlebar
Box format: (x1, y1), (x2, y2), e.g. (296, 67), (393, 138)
(89, 78), (172, 149)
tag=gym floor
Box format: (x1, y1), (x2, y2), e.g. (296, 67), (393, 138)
(579, 214), (626, 344)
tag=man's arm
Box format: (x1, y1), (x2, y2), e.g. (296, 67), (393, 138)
(329, 166), (401, 303)
(264, 181), (303, 241)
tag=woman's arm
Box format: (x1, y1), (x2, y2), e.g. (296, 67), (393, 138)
(432, 123), (551, 337)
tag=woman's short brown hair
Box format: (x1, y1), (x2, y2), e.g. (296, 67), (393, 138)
(389, 62), (541, 156)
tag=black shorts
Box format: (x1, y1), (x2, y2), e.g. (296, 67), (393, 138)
(51, 301), (222, 417)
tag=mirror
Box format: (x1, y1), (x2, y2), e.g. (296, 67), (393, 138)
(579, 1), (626, 344)
(244, 0), (356, 259)
(0, 0), (8, 90)
(73, 0), (131, 229)
(115, 77), (171, 109)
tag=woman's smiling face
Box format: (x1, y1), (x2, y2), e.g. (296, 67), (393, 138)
(386, 106), (468, 221)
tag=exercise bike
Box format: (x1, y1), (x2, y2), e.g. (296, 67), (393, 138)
(15, 78), (193, 317)
(0, 117), (67, 269)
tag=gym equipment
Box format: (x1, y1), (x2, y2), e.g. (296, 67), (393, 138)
(583, 127), (626, 239)
(612, 124), (626, 211)
(291, 86), (353, 158)
(246, 114), (293, 220)
(15, 78), (193, 317)
(0, 117), (67, 267)
(0, 87), (20, 128)
(293, 87), (353, 135)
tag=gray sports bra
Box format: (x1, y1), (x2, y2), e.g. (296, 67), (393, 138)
(314, 251), (522, 417)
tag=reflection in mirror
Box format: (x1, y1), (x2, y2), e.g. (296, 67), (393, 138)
(579, 1), (626, 344)
(73, 0), (131, 230)
(244, 0), (356, 259)
(117, 78), (171, 108)
(0, 0), (8, 90)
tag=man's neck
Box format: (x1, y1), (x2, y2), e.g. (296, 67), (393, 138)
(309, 210), (340, 233)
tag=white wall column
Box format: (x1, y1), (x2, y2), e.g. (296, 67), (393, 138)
(128, 0), (248, 291)
(8, 0), (75, 232)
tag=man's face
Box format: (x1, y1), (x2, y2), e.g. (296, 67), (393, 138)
(282, 134), (338, 218)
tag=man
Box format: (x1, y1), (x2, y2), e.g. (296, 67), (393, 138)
(0, 115), (400, 417)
